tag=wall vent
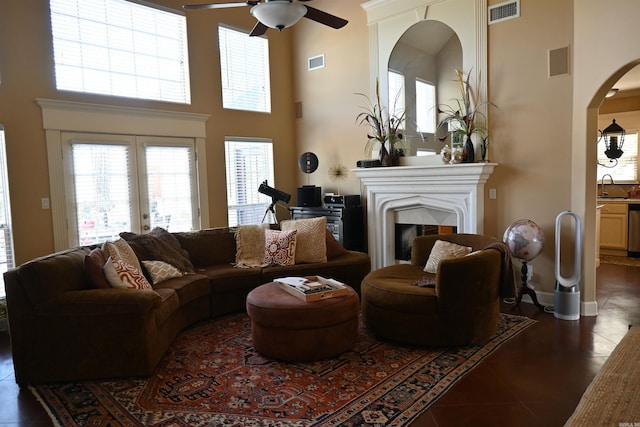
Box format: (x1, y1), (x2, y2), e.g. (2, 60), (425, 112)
(308, 54), (325, 71)
(488, 0), (519, 24)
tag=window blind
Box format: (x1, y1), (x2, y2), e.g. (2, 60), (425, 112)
(144, 145), (194, 231)
(49, 0), (191, 104)
(388, 70), (405, 121)
(224, 139), (274, 226)
(218, 26), (271, 113)
(416, 79), (436, 134)
(71, 143), (133, 245)
(0, 127), (14, 298)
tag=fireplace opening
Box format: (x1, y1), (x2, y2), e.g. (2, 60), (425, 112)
(395, 224), (458, 262)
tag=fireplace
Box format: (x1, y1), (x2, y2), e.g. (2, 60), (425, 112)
(353, 160), (496, 270)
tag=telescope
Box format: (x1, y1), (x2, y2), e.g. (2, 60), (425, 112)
(258, 180), (291, 223)
(258, 180), (291, 204)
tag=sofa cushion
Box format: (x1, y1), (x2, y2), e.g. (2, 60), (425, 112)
(263, 229), (297, 266)
(424, 240), (472, 274)
(235, 223), (269, 268)
(83, 248), (110, 289)
(103, 239), (142, 272)
(142, 260), (184, 284)
(151, 273), (210, 306)
(280, 216), (327, 263)
(326, 229), (349, 259)
(120, 227), (194, 273)
(173, 228), (237, 266)
(104, 257), (153, 290)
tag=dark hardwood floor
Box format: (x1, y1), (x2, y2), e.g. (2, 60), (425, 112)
(1, 261), (638, 426)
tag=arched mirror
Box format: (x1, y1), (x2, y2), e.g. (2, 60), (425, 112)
(388, 20), (462, 156)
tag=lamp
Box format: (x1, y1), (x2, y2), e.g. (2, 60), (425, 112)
(258, 180), (291, 223)
(251, 1), (307, 31)
(598, 118), (625, 167)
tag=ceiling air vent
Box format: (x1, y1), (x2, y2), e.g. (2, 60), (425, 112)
(489, 0), (519, 25)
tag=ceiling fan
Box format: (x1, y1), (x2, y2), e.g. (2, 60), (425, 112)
(183, 0), (348, 36)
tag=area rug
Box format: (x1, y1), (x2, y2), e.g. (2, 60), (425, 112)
(600, 254), (640, 267)
(31, 313), (535, 427)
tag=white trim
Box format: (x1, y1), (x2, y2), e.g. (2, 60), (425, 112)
(37, 99), (210, 251)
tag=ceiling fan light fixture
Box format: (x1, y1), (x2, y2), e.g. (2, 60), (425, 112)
(251, 1), (306, 30)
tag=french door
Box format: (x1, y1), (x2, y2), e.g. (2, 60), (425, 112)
(62, 132), (198, 246)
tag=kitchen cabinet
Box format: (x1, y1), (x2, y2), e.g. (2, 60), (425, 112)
(599, 202), (628, 253)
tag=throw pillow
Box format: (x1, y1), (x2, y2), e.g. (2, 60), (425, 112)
(280, 216), (327, 263)
(234, 223), (269, 268)
(325, 228), (349, 259)
(142, 260), (184, 284)
(83, 248), (111, 289)
(263, 229), (297, 266)
(119, 227), (194, 273)
(103, 239), (143, 272)
(103, 257), (152, 290)
(424, 240), (472, 274)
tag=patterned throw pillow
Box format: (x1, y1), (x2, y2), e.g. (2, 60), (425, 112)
(103, 257), (152, 290)
(424, 240), (472, 274)
(263, 229), (297, 266)
(102, 239), (143, 272)
(280, 216), (327, 263)
(142, 260), (184, 284)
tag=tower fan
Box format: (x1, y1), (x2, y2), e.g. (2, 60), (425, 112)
(554, 211), (582, 320)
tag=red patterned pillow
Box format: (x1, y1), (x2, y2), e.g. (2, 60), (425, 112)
(103, 256), (152, 290)
(263, 229), (297, 266)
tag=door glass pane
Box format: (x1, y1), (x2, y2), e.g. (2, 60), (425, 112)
(72, 143), (132, 245)
(145, 145), (194, 231)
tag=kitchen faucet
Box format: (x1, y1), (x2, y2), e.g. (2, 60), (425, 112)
(601, 174), (614, 197)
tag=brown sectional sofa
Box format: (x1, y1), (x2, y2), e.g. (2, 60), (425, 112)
(4, 227), (370, 386)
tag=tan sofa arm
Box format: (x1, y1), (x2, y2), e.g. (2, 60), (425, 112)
(38, 288), (163, 316)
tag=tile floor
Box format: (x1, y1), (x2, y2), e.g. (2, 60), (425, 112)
(0, 261), (638, 426)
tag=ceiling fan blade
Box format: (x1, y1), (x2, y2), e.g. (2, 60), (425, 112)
(303, 5), (348, 29)
(250, 21), (269, 36)
(183, 1), (258, 11)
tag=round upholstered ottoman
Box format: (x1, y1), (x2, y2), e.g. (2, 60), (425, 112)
(246, 282), (359, 361)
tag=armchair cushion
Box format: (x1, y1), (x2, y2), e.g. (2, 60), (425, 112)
(423, 240), (472, 273)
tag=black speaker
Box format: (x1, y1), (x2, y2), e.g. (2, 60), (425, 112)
(297, 185), (322, 207)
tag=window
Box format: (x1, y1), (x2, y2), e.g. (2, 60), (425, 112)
(0, 127), (14, 298)
(219, 26), (271, 113)
(597, 132), (638, 183)
(225, 138), (274, 226)
(49, 0), (191, 103)
(416, 79), (436, 134)
(388, 70), (405, 120)
(64, 133), (198, 246)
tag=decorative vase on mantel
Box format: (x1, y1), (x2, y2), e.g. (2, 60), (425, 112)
(462, 136), (475, 163)
(379, 142), (393, 167)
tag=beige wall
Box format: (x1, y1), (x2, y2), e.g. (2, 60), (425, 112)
(0, 0), (297, 264)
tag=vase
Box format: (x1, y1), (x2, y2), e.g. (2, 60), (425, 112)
(463, 136), (475, 163)
(379, 143), (393, 167)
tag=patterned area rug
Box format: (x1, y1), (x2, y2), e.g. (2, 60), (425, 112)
(31, 313), (535, 427)
(600, 254), (640, 267)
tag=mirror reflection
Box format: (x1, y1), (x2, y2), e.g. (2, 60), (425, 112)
(388, 20), (462, 156)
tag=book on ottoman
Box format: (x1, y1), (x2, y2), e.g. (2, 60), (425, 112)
(275, 276), (350, 302)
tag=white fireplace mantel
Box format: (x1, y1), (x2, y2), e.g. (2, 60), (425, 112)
(353, 162), (497, 270)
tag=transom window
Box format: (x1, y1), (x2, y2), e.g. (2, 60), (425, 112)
(49, 0), (191, 104)
(218, 25), (271, 113)
(224, 138), (275, 226)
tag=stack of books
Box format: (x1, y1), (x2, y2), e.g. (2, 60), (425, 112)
(275, 276), (350, 302)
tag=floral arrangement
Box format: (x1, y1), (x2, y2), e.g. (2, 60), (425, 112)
(437, 69), (496, 161)
(355, 80), (405, 163)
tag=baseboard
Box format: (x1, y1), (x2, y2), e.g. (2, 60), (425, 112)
(518, 291), (598, 317)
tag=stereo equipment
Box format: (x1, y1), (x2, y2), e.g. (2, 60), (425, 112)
(297, 185), (322, 207)
(323, 194), (360, 208)
(356, 159), (381, 168)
